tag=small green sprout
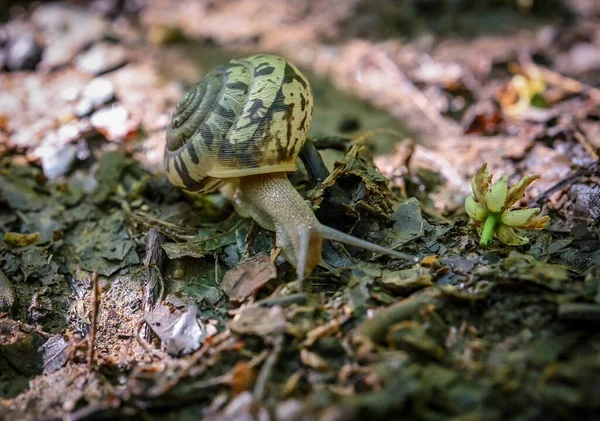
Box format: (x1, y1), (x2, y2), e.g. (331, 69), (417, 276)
(465, 163), (550, 247)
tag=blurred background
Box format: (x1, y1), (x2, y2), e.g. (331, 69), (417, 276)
(1, 0), (599, 211)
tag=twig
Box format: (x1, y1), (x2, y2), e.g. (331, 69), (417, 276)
(256, 293), (308, 307)
(356, 288), (441, 342)
(519, 58), (600, 103)
(146, 331), (232, 397)
(135, 320), (170, 359)
(142, 229), (167, 342)
(87, 272), (100, 369)
(253, 334), (284, 401)
(573, 130), (600, 161)
(173, 349), (269, 397)
(531, 161), (600, 206)
(371, 51), (459, 135)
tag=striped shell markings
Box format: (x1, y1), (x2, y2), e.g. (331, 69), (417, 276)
(164, 54), (314, 193)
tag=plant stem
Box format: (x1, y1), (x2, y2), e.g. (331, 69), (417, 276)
(480, 213), (498, 246)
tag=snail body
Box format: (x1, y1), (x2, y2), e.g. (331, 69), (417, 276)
(164, 54), (412, 278)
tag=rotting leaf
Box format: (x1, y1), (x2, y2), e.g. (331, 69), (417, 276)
(301, 317), (345, 348)
(183, 277), (222, 308)
(0, 319), (46, 376)
(392, 197), (432, 243)
(387, 320), (445, 359)
(300, 348), (330, 371)
(16, 246), (61, 284)
(40, 335), (68, 375)
(3, 232), (40, 247)
(379, 267), (433, 294)
(0, 166), (48, 212)
(162, 228), (241, 260)
(144, 294), (206, 356)
(221, 252), (277, 302)
(501, 251), (569, 290)
(230, 361), (256, 395)
(229, 305), (287, 337)
(69, 211), (140, 276)
(307, 144), (398, 227)
(0, 269), (16, 315)
(91, 150), (130, 204)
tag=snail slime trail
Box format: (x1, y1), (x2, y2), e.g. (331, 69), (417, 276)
(164, 54), (414, 279)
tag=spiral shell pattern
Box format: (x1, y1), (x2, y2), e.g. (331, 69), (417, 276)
(164, 54), (314, 193)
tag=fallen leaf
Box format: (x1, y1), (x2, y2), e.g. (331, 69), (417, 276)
(221, 252), (277, 302)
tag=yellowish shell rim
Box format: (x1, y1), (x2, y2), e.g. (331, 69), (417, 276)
(208, 163), (298, 179)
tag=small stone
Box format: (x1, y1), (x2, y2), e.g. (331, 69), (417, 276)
(5, 33), (42, 71)
(75, 42), (128, 75)
(33, 3), (108, 70)
(74, 98), (94, 117)
(91, 104), (138, 141)
(82, 77), (115, 107)
(38, 143), (77, 180)
(61, 85), (81, 101)
(33, 123), (82, 179)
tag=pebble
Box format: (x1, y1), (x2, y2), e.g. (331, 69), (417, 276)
(83, 77), (115, 106)
(75, 42), (128, 75)
(74, 98), (94, 117)
(32, 3), (108, 70)
(34, 123), (82, 179)
(91, 104), (138, 141)
(38, 143), (78, 180)
(75, 77), (115, 117)
(5, 33), (42, 71)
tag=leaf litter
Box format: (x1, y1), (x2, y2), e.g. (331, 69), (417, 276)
(0, 1), (599, 420)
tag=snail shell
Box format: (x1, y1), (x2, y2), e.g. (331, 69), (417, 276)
(164, 54), (314, 193)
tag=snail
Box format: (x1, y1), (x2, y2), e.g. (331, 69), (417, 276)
(164, 54), (413, 279)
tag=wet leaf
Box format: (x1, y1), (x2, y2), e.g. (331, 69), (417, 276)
(0, 167), (47, 211)
(229, 305), (287, 337)
(300, 349), (330, 370)
(40, 335), (68, 375)
(221, 252), (277, 302)
(17, 246), (61, 284)
(387, 320), (444, 359)
(230, 361), (255, 395)
(0, 270), (16, 315)
(3, 232), (40, 247)
(379, 267), (433, 293)
(144, 295), (206, 356)
(68, 211), (140, 276)
(91, 150), (130, 204)
(162, 229), (240, 260)
(501, 251), (569, 290)
(392, 197), (432, 242)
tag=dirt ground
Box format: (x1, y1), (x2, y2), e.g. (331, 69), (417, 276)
(0, 1), (599, 420)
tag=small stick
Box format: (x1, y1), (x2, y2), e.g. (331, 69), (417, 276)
(356, 288), (440, 342)
(142, 229), (167, 341)
(573, 130), (599, 161)
(88, 272), (100, 369)
(256, 293), (308, 307)
(520, 59), (600, 102)
(253, 334), (284, 401)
